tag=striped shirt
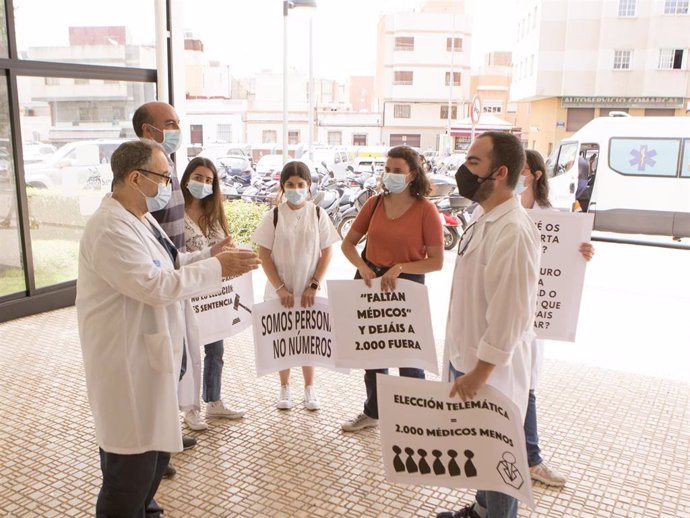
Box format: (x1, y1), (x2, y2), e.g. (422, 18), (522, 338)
(150, 159), (186, 252)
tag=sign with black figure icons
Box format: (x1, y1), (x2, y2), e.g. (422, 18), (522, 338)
(377, 375), (535, 508)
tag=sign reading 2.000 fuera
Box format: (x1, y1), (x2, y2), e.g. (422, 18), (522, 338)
(377, 375), (535, 508)
(327, 278), (439, 374)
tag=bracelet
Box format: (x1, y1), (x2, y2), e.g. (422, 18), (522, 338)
(274, 283), (285, 292)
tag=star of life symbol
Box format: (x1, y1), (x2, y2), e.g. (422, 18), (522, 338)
(629, 145), (657, 171)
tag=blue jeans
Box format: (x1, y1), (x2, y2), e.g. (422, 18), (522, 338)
(202, 340), (224, 403)
(524, 389), (542, 467)
(363, 367), (425, 419)
(449, 362), (518, 518)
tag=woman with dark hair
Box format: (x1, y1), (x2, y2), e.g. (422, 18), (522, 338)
(340, 145), (444, 432)
(252, 160), (339, 411)
(517, 149), (593, 487)
(180, 157), (245, 431)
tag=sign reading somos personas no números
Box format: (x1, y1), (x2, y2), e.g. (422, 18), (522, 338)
(377, 375), (535, 509)
(191, 270), (254, 345)
(252, 297), (345, 376)
(327, 278), (438, 374)
(526, 210), (594, 341)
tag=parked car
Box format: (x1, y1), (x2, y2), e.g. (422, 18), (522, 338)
(23, 143), (57, 164)
(302, 147), (350, 179)
(435, 153), (466, 175)
(24, 139), (125, 191)
(255, 154), (285, 179)
(350, 156), (386, 176)
(198, 143), (252, 167)
(216, 155), (253, 186)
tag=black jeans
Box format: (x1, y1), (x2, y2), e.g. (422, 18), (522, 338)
(356, 258), (426, 419)
(96, 448), (170, 518)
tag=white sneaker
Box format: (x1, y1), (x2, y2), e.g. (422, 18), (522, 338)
(276, 385), (293, 410)
(303, 385), (320, 411)
(530, 462), (567, 487)
(341, 412), (378, 432)
(183, 409), (208, 431)
(206, 400), (245, 420)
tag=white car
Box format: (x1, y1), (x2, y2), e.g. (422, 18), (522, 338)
(24, 139), (125, 190)
(23, 144), (57, 164)
(254, 154), (285, 179)
(350, 157), (386, 176)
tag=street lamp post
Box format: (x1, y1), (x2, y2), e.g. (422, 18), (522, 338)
(283, 0), (317, 165)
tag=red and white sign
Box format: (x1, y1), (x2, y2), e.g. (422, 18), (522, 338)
(470, 95), (482, 125)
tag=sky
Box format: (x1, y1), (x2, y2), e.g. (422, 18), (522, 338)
(13, 0), (516, 80)
(180, 0), (517, 79)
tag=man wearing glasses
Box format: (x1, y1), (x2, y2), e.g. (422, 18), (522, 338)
(437, 132), (541, 518)
(132, 102), (196, 481)
(77, 139), (260, 517)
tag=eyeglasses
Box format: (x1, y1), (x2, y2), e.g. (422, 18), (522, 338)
(138, 169), (172, 187)
(457, 221), (477, 257)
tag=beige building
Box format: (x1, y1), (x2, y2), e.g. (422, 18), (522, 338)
(511, 0), (690, 157)
(375, 0), (472, 150)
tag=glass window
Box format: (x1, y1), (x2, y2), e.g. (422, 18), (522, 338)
(393, 71), (413, 85)
(328, 131), (342, 146)
(552, 142), (578, 178)
(440, 105), (457, 119)
(262, 130), (277, 144)
(618, 0), (637, 16)
(681, 140), (690, 177)
(613, 49), (632, 69)
(216, 124), (232, 142)
(393, 104), (411, 118)
(19, 75), (156, 289)
(394, 37), (414, 51)
(14, 0), (156, 68)
(288, 130), (299, 145)
(0, 0), (8, 58)
(609, 138), (680, 177)
(0, 75), (24, 297)
(353, 134), (367, 146)
(664, 0), (689, 14)
(446, 37), (462, 51)
(658, 48), (685, 69)
(444, 72), (461, 86)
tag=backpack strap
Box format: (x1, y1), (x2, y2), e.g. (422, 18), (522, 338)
(316, 205), (321, 220)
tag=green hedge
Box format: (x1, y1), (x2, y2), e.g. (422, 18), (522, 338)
(224, 200), (270, 247)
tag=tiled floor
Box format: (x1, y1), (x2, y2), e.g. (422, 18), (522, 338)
(0, 306), (689, 517)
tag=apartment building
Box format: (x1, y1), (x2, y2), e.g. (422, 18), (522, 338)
(375, 0), (472, 150)
(511, 0), (690, 156)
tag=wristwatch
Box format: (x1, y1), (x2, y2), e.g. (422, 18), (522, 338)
(309, 278), (320, 290)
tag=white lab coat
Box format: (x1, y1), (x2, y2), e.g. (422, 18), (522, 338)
(443, 197), (541, 419)
(76, 196), (222, 455)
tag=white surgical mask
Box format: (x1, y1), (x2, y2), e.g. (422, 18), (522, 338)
(139, 174), (172, 212)
(284, 188), (308, 205)
(187, 180), (213, 199)
(147, 124), (182, 155)
(383, 173), (409, 194)
(515, 175), (528, 194)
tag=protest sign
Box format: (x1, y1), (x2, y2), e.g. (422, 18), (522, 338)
(252, 297), (344, 376)
(327, 278), (438, 374)
(526, 210), (594, 341)
(378, 375), (534, 508)
(191, 271), (254, 345)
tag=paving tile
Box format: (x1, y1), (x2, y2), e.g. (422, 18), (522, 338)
(0, 306), (689, 517)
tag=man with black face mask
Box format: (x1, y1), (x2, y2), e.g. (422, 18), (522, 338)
(437, 132), (541, 518)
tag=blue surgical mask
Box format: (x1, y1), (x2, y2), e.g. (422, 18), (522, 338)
(147, 125), (182, 155)
(284, 188), (308, 205)
(139, 174), (172, 212)
(187, 180), (213, 199)
(516, 175), (527, 194)
(383, 173), (409, 194)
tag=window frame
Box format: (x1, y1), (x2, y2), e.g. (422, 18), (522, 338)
(613, 49), (633, 70)
(618, 0), (637, 17)
(393, 104), (411, 118)
(608, 137), (683, 178)
(393, 71), (414, 86)
(394, 36), (414, 51)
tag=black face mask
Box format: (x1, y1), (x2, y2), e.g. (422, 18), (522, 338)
(455, 164), (497, 201)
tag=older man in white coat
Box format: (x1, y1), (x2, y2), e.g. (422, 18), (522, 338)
(437, 132), (541, 518)
(76, 139), (260, 517)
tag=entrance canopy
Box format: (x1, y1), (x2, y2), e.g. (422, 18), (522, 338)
(450, 113), (521, 137)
